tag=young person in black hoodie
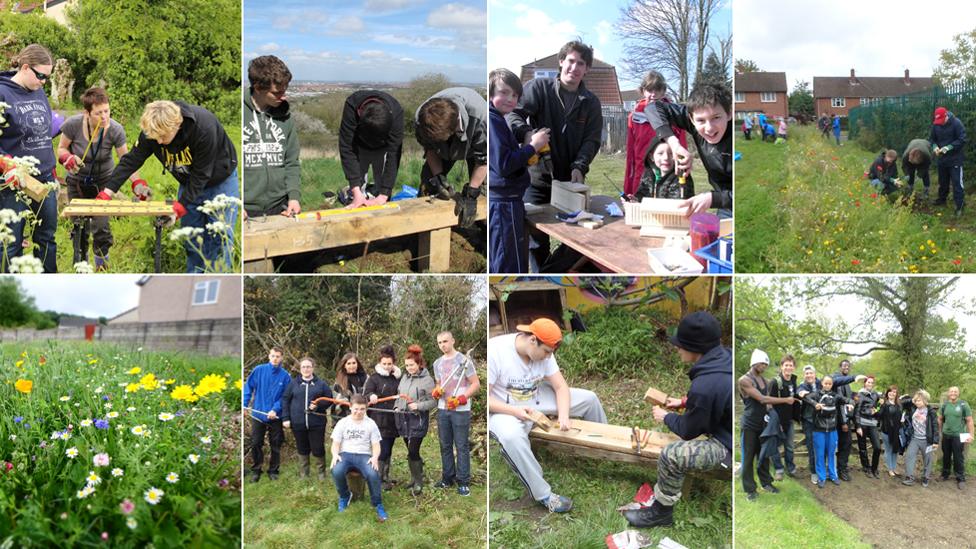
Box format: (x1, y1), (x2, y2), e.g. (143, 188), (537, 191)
(646, 82), (732, 218)
(632, 136), (695, 201)
(800, 376), (850, 488)
(867, 149), (899, 195)
(832, 359), (856, 481)
(878, 384), (904, 477)
(0, 44), (59, 273)
(364, 345), (402, 490)
(331, 352), (368, 426)
(100, 100), (239, 273)
(853, 376), (883, 478)
(281, 357), (333, 480)
(624, 311), (733, 528)
(337, 90), (404, 209)
(797, 365), (862, 484)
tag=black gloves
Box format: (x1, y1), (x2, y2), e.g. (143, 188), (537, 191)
(423, 174), (454, 200)
(454, 183), (481, 228)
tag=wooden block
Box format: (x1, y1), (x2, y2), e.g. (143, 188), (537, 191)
(580, 220), (603, 230)
(550, 179), (590, 213)
(416, 227), (451, 273)
(526, 409), (552, 431)
(21, 173), (52, 202)
(644, 387), (669, 406)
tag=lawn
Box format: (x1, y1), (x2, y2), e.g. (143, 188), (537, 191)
(489, 306), (732, 549)
(0, 341), (242, 546)
(735, 125), (976, 273)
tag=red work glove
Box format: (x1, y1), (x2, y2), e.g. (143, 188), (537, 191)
(172, 201), (188, 219)
(457, 395), (468, 406)
(1, 155), (18, 188)
(95, 191), (112, 201)
(58, 152), (80, 173)
(431, 386), (444, 399)
(3, 170), (19, 189)
(446, 397), (459, 410)
(131, 179), (151, 201)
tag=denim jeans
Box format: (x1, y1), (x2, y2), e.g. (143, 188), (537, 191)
(770, 420), (795, 473)
(880, 431), (898, 472)
(1, 185), (58, 273)
(437, 409), (471, 485)
(180, 169), (239, 273)
(331, 452), (383, 506)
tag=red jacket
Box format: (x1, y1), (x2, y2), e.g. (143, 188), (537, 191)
(624, 98), (687, 196)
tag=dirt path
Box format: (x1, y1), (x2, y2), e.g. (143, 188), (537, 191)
(796, 461), (976, 548)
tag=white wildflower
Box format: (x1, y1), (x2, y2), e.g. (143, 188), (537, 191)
(73, 261), (94, 274)
(8, 254), (43, 273)
(169, 227), (204, 241)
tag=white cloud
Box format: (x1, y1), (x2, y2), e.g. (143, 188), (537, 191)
(328, 16), (365, 36)
(427, 3), (487, 30)
(364, 0), (422, 12)
(372, 33), (457, 50)
(360, 50), (388, 58)
(489, 8), (579, 71)
(258, 42), (280, 53)
(595, 20), (612, 46)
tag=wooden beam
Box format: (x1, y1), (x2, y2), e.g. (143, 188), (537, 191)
(62, 199), (173, 217)
(416, 227), (451, 272)
(243, 196), (486, 262)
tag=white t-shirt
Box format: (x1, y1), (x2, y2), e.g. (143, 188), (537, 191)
(331, 415), (381, 455)
(433, 352), (477, 411)
(488, 333), (559, 404)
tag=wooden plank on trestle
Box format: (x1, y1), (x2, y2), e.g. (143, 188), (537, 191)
(243, 195), (486, 262)
(529, 418), (673, 459)
(62, 199), (173, 217)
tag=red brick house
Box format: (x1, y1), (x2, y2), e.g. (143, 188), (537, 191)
(621, 89), (641, 112)
(734, 71), (788, 120)
(813, 69), (934, 118)
(520, 53), (623, 108)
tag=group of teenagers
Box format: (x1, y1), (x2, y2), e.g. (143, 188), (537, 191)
(740, 112), (788, 143)
(242, 54), (486, 231)
(488, 311), (732, 529)
(863, 106), (967, 217)
(487, 39), (733, 274)
(0, 43), (240, 273)
(242, 332), (480, 522)
(740, 353), (974, 499)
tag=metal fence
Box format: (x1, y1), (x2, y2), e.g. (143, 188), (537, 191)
(848, 81), (976, 169)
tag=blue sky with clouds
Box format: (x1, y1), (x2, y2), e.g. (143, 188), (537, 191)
(244, 0), (486, 84)
(489, 0), (731, 90)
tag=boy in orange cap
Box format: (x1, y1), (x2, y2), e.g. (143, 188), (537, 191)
(487, 317), (607, 513)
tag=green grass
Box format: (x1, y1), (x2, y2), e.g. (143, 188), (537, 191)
(45, 119), (243, 273)
(735, 126), (976, 273)
(0, 341), (242, 547)
(579, 153), (709, 199)
(243, 419), (488, 549)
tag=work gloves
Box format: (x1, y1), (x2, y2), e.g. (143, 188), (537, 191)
(131, 179), (152, 201)
(454, 183), (481, 228)
(422, 173), (454, 200)
(58, 152), (82, 174)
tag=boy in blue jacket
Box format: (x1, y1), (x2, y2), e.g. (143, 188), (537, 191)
(243, 347), (292, 482)
(487, 68), (549, 273)
(624, 311), (732, 528)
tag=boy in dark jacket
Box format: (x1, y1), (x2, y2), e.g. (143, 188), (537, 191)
(415, 87), (487, 227)
(766, 355), (799, 479)
(101, 100), (239, 273)
(633, 136), (694, 200)
(624, 311), (733, 528)
(868, 150), (899, 195)
(488, 68), (549, 273)
(243, 347), (292, 482)
(338, 90), (404, 209)
(281, 357), (333, 480)
(243, 55), (301, 219)
(646, 83), (732, 218)
(930, 107), (967, 216)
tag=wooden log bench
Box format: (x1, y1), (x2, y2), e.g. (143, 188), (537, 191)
(242, 195), (486, 273)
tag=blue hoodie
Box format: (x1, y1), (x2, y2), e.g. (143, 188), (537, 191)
(488, 104), (535, 199)
(0, 71), (55, 180)
(242, 362), (292, 422)
(929, 112), (967, 167)
(664, 345), (733, 451)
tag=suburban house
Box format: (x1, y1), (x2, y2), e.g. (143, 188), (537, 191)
(734, 71), (788, 120)
(520, 53), (623, 109)
(109, 276), (242, 324)
(813, 69), (935, 118)
(1, 0), (76, 24)
(621, 89), (642, 112)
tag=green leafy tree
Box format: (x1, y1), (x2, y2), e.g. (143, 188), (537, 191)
(695, 51), (729, 88)
(934, 27), (976, 84)
(788, 80), (814, 122)
(734, 58), (760, 73)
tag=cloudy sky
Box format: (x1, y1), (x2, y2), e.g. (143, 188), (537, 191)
(735, 0), (976, 88)
(8, 275), (142, 319)
(244, 0), (486, 84)
(489, 0), (731, 90)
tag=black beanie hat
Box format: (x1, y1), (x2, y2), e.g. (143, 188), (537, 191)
(669, 311), (721, 353)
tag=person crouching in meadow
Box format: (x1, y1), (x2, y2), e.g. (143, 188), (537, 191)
(394, 344), (437, 494)
(632, 136), (694, 201)
(281, 357), (333, 480)
(868, 149), (899, 196)
(330, 394), (388, 521)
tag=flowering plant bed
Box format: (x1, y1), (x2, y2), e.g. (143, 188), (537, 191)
(0, 342), (242, 546)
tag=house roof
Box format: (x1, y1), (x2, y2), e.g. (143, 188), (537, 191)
(813, 74), (935, 98)
(734, 72), (788, 93)
(520, 53), (623, 106)
(106, 307), (137, 323)
(58, 314), (99, 327)
(620, 89), (642, 102)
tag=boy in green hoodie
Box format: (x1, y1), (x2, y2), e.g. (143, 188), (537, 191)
(243, 55), (301, 219)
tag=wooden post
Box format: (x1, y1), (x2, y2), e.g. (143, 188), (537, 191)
(243, 259), (273, 273)
(417, 227), (451, 272)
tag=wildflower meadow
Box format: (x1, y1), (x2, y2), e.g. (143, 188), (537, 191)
(0, 342), (242, 546)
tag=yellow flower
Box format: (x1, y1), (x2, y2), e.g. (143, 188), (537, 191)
(170, 385), (199, 402)
(234, 379), (243, 391)
(139, 374), (159, 391)
(164, 379), (176, 385)
(88, 359), (98, 365)
(15, 360), (23, 368)
(125, 383), (141, 393)
(127, 367), (141, 375)
(194, 374), (227, 397)
(15, 379), (32, 394)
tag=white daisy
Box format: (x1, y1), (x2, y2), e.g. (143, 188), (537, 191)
(188, 454), (200, 464)
(111, 468), (124, 478)
(80, 419), (93, 427)
(165, 472), (179, 484)
(107, 411), (120, 419)
(65, 447), (79, 458)
(143, 487), (164, 505)
(157, 413), (175, 422)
